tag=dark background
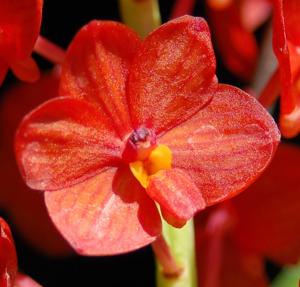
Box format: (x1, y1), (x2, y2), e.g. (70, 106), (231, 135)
(0, 0), (284, 286)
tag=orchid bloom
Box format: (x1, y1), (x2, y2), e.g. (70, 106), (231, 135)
(196, 143), (300, 287)
(0, 217), (41, 287)
(272, 0), (300, 137)
(0, 0), (43, 85)
(0, 69), (72, 256)
(15, 16), (279, 255)
(206, 0), (271, 81)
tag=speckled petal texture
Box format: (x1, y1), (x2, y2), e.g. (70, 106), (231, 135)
(60, 21), (142, 138)
(15, 98), (123, 191)
(160, 84), (280, 205)
(45, 167), (161, 255)
(128, 16), (217, 134)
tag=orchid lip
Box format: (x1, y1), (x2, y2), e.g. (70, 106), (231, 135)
(121, 127), (173, 189)
(129, 144), (173, 188)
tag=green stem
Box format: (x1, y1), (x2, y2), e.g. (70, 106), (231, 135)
(272, 261), (300, 287)
(154, 220), (197, 287)
(118, 0), (161, 38)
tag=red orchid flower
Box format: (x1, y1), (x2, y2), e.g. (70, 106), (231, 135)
(15, 16), (279, 255)
(0, 217), (17, 287)
(0, 217), (41, 287)
(0, 0), (43, 85)
(206, 0), (271, 81)
(272, 0), (300, 137)
(196, 143), (300, 287)
(0, 69), (72, 256)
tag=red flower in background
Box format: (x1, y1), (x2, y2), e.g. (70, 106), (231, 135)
(0, 69), (72, 256)
(272, 0), (300, 137)
(0, 0), (43, 85)
(0, 218), (17, 287)
(0, 217), (41, 287)
(196, 143), (300, 287)
(206, 0), (271, 81)
(15, 16), (279, 256)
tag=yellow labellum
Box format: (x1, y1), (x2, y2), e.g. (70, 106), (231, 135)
(129, 144), (172, 188)
(129, 161), (149, 188)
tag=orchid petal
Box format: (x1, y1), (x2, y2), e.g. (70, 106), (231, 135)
(195, 208), (268, 287)
(273, 0), (300, 137)
(15, 97), (122, 191)
(207, 1), (258, 81)
(60, 21), (142, 138)
(282, 0), (300, 47)
(15, 273), (42, 287)
(128, 15), (217, 135)
(147, 168), (205, 228)
(160, 84), (280, 205)
(0, 70), (72, 256)
(45, 167), (161, 255)
(11, 57), (40, 83)
(241, 0), (271, 32)
(0, 218), (17, 287)
(197, 233), (268, 287)
(0, 0), (42, 62)
(233, 144), (300, 265)
(272, 0), (295, 114)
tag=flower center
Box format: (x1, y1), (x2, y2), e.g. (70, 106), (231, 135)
(122, 127), (172, 188)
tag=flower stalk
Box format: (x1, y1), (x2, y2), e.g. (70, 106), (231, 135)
(34, 36), (65, 65)
(152, 235), (183, 277)
(118, 0), (161, 38)
(258, 68), (280, 109)
(155, 220), (197, 287)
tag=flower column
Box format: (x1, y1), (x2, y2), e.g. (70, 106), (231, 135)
(118, 4), (202, 286)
